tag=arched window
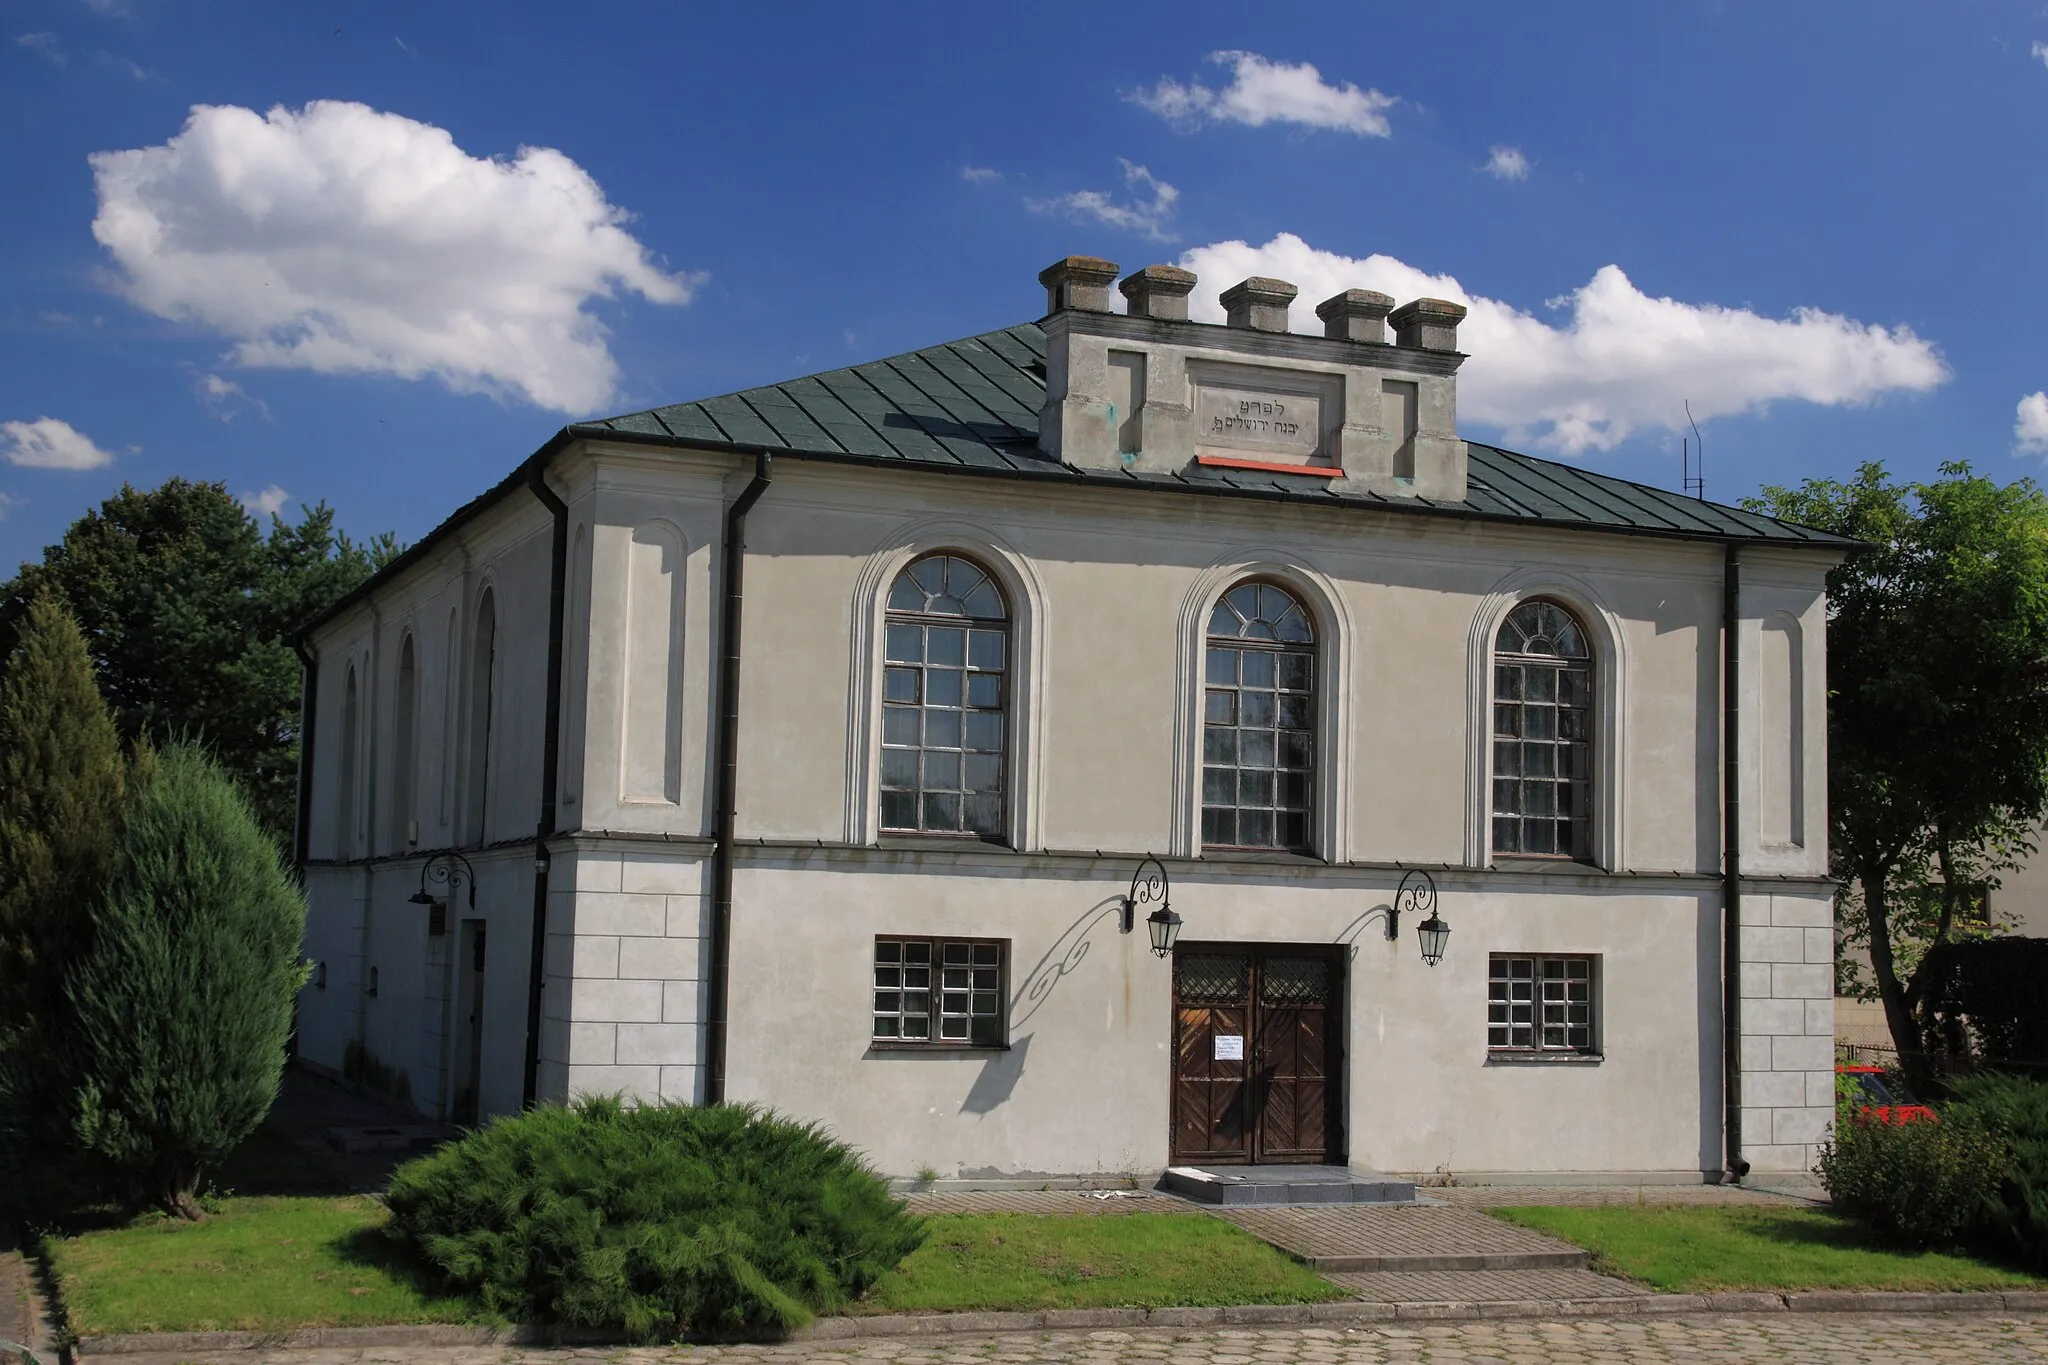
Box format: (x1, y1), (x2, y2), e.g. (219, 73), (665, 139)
(1203, 581), (1315, 852)
(393, 634), (418, 846)
(1492, 599), (1594, 859)
(337, 664), (359, 855)
(465, 590), (497, 846)
(880, 553), (1008, 838)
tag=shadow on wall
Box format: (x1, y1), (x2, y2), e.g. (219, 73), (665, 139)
(1334, 899), (1396, 958)
(961, 1032), (1031, 1115)
(1009, 896), (1126, 1032)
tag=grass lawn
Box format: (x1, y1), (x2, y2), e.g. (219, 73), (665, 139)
(856, 1212), (1344, 1314)
(47, 1196), (473, 1335)
(1491, 1205), (2048, 1294)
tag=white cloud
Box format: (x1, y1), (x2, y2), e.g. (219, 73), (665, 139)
(960, 165), (1001, 184)
(1482, 146), (1530, 181)
(1177, 233), (1948, 453)
(1, 416), (121, 469)
(1129, 51), (1398, 137)
(2017, 392), (2048, 454)
(239, 484), (291, 518)
(1028, 159), (1179, 242)
(89, 100), (702, 413)
(77, 0), (127, 15)
(195, 370), (269, 423)
(2032, 40), (2048, 70)
(17, 31), (64, 64)
(0, 493), (18, 519)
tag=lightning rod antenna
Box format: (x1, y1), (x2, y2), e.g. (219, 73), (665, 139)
(1683, 400), (1705, 501)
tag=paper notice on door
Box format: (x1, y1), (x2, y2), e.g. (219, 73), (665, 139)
(1214, 1034), (1245, 1061)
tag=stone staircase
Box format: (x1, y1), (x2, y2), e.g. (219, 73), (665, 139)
(1160, 1163), (1420, 1207)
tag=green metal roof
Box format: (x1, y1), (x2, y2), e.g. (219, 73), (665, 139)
(581, 321), (1851, 548)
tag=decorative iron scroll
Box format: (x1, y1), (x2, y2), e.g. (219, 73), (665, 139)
(1390, 868), (1437, 939)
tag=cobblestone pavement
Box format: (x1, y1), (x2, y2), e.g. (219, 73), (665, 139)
(97, 1313), (2048, 1364)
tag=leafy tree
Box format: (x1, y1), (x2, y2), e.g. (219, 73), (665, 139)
(0, 479), (398, 842)
(62, 742), (308, 1218)
(1750, 462), (2048, 1078)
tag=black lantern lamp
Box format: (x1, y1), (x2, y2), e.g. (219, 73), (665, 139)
(1122, 854), (1182, 958)
(1389, 869), (1450, 967)
(408, 851), (476, 937)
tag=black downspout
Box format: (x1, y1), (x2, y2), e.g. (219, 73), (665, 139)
(521, 464), (571, 1109)
(1722, 543), (1751, 1180)
(292, 640), (320, 871)
(705, 451), (774, 1105)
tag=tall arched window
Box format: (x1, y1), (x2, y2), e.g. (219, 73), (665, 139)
(464, 590), (497, 846)
(880, 553), (1009, 839)
(393, 633), (418, 845)
(1203, 581), (1316, 852)
(1492, 599), (1594, 859)
(337, 664), (359, 855)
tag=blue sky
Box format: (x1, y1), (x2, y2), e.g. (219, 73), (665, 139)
(5, 1), (2047, 568)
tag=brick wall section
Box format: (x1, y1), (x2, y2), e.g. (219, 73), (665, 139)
(542, 850), (709, 1106)
(1739, 888), (1835, 1171)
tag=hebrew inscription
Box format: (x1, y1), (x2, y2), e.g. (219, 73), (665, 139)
(1195, 383), (1323, 458)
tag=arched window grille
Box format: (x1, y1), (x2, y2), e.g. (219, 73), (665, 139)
(880, 554), (1009, 838)
(1203, 581), (1316, 853)
(1492, 599), (1594, 859)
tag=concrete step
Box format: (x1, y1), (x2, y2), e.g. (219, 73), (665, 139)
(1161, 1163), (1420, 1207)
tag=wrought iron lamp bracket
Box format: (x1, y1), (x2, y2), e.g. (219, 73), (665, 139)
(1120, 854), (1182, 957)
(409, 851), (477, 936)
(1389, 868), (1438, 943)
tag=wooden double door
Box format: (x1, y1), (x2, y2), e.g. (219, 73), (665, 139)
(1171, 944), (1343, 1165)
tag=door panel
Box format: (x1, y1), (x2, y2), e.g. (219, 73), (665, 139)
(1172, 953), (1253, 1162)
(1172, 946), (1340, 1165)
(1254, 955), (1333, 1162)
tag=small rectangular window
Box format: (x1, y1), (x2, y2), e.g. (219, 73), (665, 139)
(1488, 954), (1597, 1055)
(873, 937), (1006, 1047)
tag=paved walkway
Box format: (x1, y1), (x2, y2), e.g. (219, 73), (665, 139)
(1214, 1206), (1589, 1272)
(86, 1313), (2048, 1363)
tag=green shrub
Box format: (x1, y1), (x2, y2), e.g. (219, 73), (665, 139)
(1816, 1106), (2010, 1249)
(60, 741), (306, 1219)
(1947, 1072), (2048, 1272)
(383, 1097), (924, 1340)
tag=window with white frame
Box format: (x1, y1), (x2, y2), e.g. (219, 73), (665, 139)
(1202, 580), (1317, 853)
(871, 937), (1006, 1046)
(1491, 599), (1594, 860)
(1488, 954), (1597, 1054)
(880, 554), (1009, 839)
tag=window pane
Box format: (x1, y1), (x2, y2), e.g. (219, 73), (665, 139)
(880, 790), (916, 829)
(922, 751), (961, 791)
(964, 712), (1002, 752)
(964, 754), (1001, 792)
(1241, 691), (1276, 727)
(1204, 767), (1235, 803)
(967, 673), (1001, 708)
(1277, 653), (1311, 690)
(968, 630), (1005, 671)
(1277, 694), (1312, 728)
(926, 710), (962, 748)
(1242, 651), (1275, 688)
(881, 748), (917, 788)
(922, 668), (960, 707)
(1240, 809), (1274, 847)
(1204, 727), (1237, 764)
(964, 792), (1002, 834)
(883, 706), (920, 746)
(1207, 647), (1236, 685)
(1242, 730), (1276, 768)
(884, 667), (919, 703)
(886, 624), (923, 663)
(1203, 808), (1235, 845)
(923, 791), (960, 829)
(1205, 689), (1235, 724)
(928, 627), (965, 666)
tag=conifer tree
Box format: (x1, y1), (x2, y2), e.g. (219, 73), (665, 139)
(63, 742), (307, 1218)
(0, 590), (124, 1040)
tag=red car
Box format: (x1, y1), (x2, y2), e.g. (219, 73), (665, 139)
(1838, 1064), (1938, 1124)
